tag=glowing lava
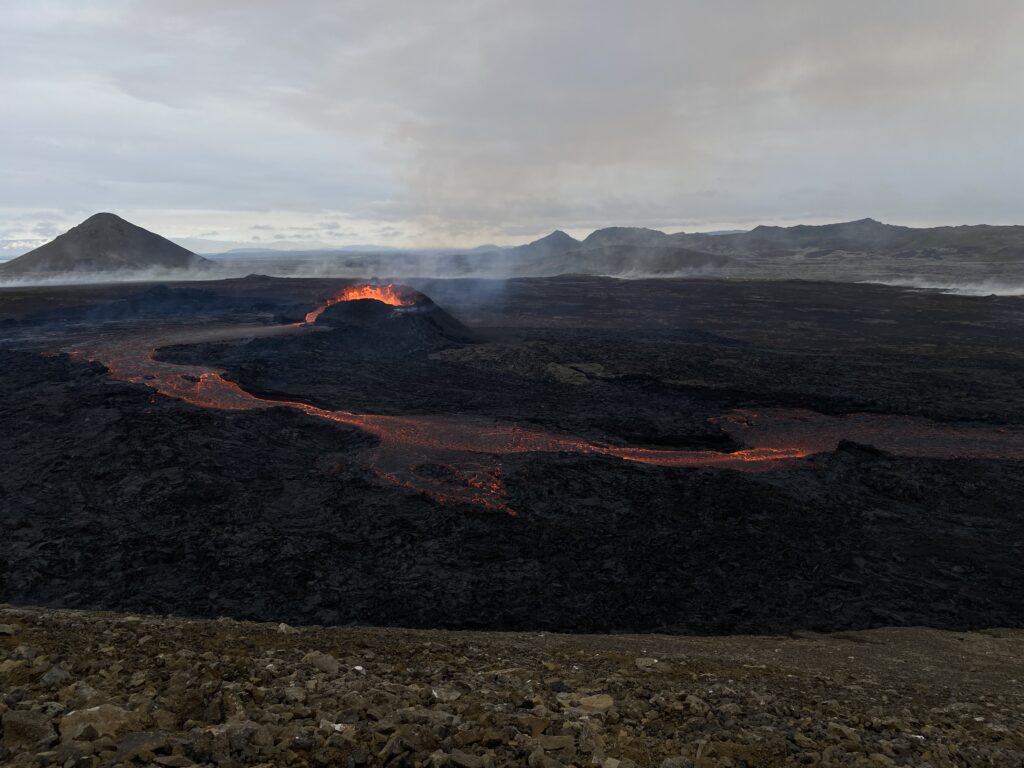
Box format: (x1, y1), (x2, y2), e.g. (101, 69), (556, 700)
(68, 323), (1024, 515)
(304, 283), (413, 324)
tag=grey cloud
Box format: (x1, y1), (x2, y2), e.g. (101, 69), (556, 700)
(2, 0), (1023, 245)
(31, 222), (59, 237)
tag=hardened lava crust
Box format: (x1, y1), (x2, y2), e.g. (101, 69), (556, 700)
(0, 276), (1023, 635)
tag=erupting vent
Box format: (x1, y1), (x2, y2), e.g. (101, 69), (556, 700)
(305, 283), (414, 324)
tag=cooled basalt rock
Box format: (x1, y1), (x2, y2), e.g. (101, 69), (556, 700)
(1, 349), (1023, 634)
(2, 275), (1024, 636)
(16, 285), (282, 327)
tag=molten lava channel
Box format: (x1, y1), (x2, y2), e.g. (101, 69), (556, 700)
(67, 293), (1024, 514)
(304, 283), (412, 324)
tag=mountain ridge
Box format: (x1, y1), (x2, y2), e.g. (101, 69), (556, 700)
(0, 213), (209, 276)
(519, 218), (1024, 260)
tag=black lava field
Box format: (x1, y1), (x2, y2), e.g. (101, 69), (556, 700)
(1, 275), (1023, 634)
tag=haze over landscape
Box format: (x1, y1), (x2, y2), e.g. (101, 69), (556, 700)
(3, 0), (1024, 258)
(3, 3), (1024, 767)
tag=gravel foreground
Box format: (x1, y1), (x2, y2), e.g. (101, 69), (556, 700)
(1, 607), (1022, 767)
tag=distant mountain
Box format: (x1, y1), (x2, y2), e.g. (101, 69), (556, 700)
(444, 219), (1024, 277)
(7, 215), (1020, 282)
(511, 229), (581, 258)
(0, 213), (209, 276)
(581, 226), (670, 248)
(667, 218), (906, 254)
(670, 218), (1024, 258)
(433, 230), (584, 275)
(497, 227), (729, 276)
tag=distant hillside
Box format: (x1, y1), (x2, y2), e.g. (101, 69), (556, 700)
(0, 213), (208, 276)
(581, 226), (670, 248)
(9, 214), (1019, 282)
(511, 229), (580, 257)
(670, 218), (1024, 258)
(444, 219), (1024, 280)
(495, 227), (728, 275)
(480, 219), (1024, 277)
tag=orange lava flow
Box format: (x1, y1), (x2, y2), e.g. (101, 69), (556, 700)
(304, 284), (412, 324)
(67, 325), (1024, 514)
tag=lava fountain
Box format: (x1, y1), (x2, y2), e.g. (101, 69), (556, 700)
(304, 283), (414, 324)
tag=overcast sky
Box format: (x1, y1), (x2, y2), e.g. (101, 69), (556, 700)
(2, 0), (1023, 254)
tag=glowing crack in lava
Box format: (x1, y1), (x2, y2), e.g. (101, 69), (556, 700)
(68, 321), (1024, 514)
(304, 283), (413, 324)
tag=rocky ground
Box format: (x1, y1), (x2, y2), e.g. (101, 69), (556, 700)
(2, 606), (1023, 767)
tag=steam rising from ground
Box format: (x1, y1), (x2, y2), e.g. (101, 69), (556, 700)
(0, 251), (506, 287)
(0, 265), (235, 288)
(3, 253), (1024, 299)
(0, 257), (418, 288)
(862, 278), (1024, 296)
